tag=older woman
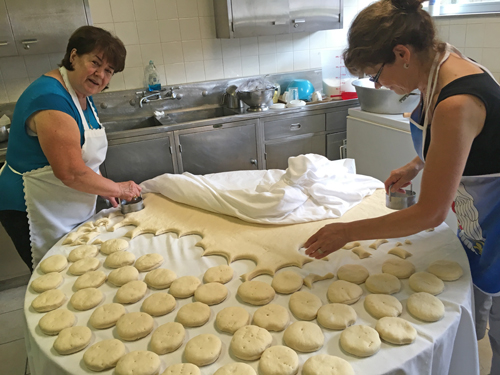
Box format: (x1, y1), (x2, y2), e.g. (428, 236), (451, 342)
(0, 26), (141, 271)
(305, 0), (500, 372)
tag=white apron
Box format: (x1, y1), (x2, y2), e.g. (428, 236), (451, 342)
(8, 67), (108, 268)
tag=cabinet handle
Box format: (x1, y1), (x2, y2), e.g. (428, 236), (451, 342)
(213, 124), (222, 128)
(340, 139), (347, 159)
(290, 123), (301, 131)
(21, 39), (38, 50)
(273, 20), (287, 25)
(169, 146), (173, 155)
(250, 159), (258, 166)
(178, 144), (183, 153)
(0, 41), (8, 46)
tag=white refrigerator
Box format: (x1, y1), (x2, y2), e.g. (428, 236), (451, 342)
(346, 107), (457, 231)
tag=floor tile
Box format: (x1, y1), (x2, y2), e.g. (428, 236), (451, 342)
(0, 285), (27, 314)
(479, 330), (493, 375)
(0, 338), (27, 375)
(0, 308), (25, 345)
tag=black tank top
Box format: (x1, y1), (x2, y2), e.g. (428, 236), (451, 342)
(424, 72), (500, 176)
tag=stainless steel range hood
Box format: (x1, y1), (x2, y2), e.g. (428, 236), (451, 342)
(214, 0), (343, 39)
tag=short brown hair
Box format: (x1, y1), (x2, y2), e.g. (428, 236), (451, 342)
(60, 26), (126, 73)
(343, 0), (442, 76)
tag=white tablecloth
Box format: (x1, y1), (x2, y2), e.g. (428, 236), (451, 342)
(24, 199), (479, 375)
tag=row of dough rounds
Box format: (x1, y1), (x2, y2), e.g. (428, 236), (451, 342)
(30, 237), (463, 375)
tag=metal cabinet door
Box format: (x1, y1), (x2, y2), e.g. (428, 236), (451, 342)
(231, 0), (289, 37)
(5, 0), (90, 55)
(265, 134), (326, 170)
(102, 133), (175, 184)
(264, 114), (325, 140)
(326, 108), (349, 133)
(289, 0), (342, 33)
(0, 1), (16, 57)
(177, 122), (258, 175)
(326, 131), (346, 161)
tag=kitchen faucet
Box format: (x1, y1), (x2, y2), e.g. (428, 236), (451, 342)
(138, 87), (182, 107)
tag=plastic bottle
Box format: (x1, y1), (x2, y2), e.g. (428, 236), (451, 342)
(143, 60), (161, 92)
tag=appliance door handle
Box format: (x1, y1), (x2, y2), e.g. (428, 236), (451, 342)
(0, 41), (8, 46)
(290, 123), (301, 131)
(273, 20), (287, 25)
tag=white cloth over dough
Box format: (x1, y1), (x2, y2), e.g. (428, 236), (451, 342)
(141, 155), (384, 224)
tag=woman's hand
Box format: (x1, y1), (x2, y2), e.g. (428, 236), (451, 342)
(117, 181), (142, 201)
(304, 223), (349, 259)
(384, 157), (424, 193)
(101, 196), (120, 208)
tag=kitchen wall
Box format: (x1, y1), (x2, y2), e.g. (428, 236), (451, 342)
(0, 0), (499, 104)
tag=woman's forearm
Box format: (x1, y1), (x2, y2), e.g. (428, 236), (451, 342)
(57, 165), (122, 197)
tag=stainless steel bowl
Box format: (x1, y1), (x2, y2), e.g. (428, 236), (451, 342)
(237, 87), (275, 112)
(0, 125), (9, 142)
(352, 78), (420, 114)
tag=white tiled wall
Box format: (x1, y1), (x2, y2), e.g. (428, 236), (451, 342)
(0, 0), (499, 103)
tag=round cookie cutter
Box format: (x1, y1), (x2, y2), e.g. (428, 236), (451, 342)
(386, 184), (416, 210)
(121, 195), (144, 214)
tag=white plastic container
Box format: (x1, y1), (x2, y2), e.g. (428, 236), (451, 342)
(321, 49), (342, 98)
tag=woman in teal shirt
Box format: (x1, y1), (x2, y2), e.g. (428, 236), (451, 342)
(0, 26), (141, 270)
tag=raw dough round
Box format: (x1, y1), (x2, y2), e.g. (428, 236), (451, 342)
(337, 264), (369, 284)
(289, 291), (322, 320)
(116, 312), (154, 341)
(407, 292), (445, 322)
(89, 303), (126, 329)
(31, 289), (66, 312)
(327, 280), (363, 304)
(176, 302), (210, 327)
(203, 265), (233, 284)
(317, 303), (357, 330)
(101, 238), (129, 255)
(150, 322), (186, 355)
(364, 294), (403, 319)
(271, 270), (303, 294)
(214, 363), (255, 375)
(194, 282), (228, 305)
(38, 308), (75, 335)
(365, 273), (401, 294)
(302, 354), (355, 375)
(31, 272), (63, 293)
(259, 345), (299, 375)
(230, 325), (273, 360)
(169, 276), (201, 298)
(115, 350), (160, 375)
(68, 257), (100, 276)
(116, 280), (148, 304)
(237, 280), (275, 306)
(70, 288), (103, 311)
(340, 325), (381, 357)
(382, 258), (416, 279)
(108, 265), (139, 286)
(39, 254), (68, 273)
(104, 250), (135, 269)
(283, 321), (324, 352)
(68, 245), (98, 262)
(215, 306), (251, 334)
(83, 339), (126, 371)
(144, 268), (177, 289)
(142, 292), (176, 316)
(74, 270), (106, 290)
(184, 334), (222, 367)
(375, 317), (417, 345)
(53, 326), (92, 355)
(163, 363), (201, 375)
(427, 260), (464, 281)
(135, 253), (164, 272)
(252, 303), (289, 331)
(409, 272), (445, 295)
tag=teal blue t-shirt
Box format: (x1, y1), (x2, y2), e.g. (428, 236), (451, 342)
(0, 75), (100, 212)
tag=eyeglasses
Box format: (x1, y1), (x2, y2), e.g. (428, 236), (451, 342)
(369, 63), (385, 84)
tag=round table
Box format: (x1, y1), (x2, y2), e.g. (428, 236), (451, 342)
(24, 196), (479, 375)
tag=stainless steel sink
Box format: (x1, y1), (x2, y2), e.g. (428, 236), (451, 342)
(163, 106), (239, 123)
(102, 106), (241, 133)
(102, 116), (166, 132)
